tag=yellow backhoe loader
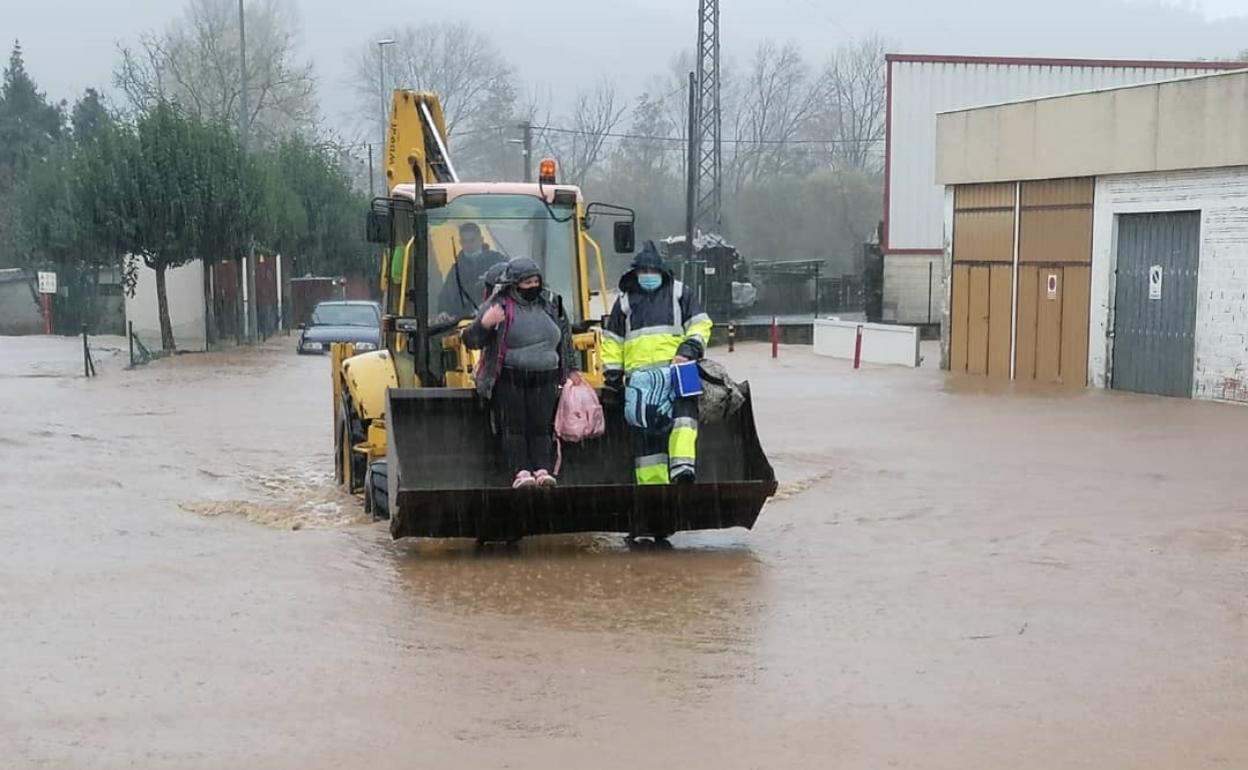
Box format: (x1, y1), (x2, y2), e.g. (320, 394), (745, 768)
(332, 90), (775, 541)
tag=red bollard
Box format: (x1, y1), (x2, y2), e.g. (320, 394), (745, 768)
(770, 317), (779, 358)
(853, 324), (863, 369)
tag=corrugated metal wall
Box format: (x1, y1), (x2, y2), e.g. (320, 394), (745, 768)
(949, 178), (1094, 384)
(887, 58), (1228, 252)
(950, 183), (1015, 377)
(1111, 211), (1201, 397)
(1015, 179), (1093, 385)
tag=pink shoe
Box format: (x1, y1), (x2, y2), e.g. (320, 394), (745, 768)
(534, 469), (557, 487)
(512, 471), (536, 489)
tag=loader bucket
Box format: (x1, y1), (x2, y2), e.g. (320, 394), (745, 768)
(385, 384), (777, 541)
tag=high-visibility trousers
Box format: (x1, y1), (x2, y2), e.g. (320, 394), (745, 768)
(631, 396), (699, 485)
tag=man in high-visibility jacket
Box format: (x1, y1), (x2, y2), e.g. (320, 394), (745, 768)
(602, 242), (713, 485)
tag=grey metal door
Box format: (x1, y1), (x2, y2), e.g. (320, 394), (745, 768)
(1112, 211), (1200, 397)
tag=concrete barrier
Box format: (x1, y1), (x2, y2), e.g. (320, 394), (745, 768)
(813, 319), (920, 367)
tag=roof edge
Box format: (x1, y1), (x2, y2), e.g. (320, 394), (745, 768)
(934, 66), (1248, 117)
(885, 52), (1246, 70)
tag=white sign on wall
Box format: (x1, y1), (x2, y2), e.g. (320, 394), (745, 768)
(1149, 265), (1163, 300)
(37, 271), (57, 294)
(1046, 273), (1058, 300)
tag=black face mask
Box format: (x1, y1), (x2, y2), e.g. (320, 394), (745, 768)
(517, 284), (542, 302)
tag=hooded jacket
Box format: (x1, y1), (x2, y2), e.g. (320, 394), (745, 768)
(602, 241), (712, 379)
(462, 258), (574, 398)
(481, 261), (511, 301)
(438, 246), (507, 318)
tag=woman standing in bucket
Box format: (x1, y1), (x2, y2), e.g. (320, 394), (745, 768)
(463, 258), (574, 488)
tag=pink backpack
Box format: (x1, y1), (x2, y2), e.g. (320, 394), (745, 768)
(555, 373), (605, 443)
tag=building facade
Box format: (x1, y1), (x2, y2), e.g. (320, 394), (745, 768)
(937, 69), (1248, 404)
(883, 54), (1241, 327)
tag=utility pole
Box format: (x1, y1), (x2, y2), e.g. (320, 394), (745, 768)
(685, 71), (698, 263)
(368, 143), (375, 196)
(238, 0), (257, 342)
(377, 38), (395, 192)
(238, 0), (248, 146)
(693, 0), (723, 234)
(519, 120), (533, 182)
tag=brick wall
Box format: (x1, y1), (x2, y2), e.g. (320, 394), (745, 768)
(1197, 206), (1248, 402)
(1091, 169), (1248, 403)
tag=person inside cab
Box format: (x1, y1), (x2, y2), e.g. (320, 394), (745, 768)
(437, 222), (505, 321)
(602, 241), (712, 485)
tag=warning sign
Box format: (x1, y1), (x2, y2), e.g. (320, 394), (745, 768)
(1149, 265), (1163, 300)
(37, 271), (57, 294)
(1046, 273), (1058, 300)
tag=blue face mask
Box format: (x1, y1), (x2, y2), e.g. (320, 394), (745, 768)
(637, 273), (663, 292)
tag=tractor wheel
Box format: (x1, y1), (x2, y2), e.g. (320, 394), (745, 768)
(333, 405), (345, 485)
(366, 460), (389, 520)
(336, 400), (353, 489)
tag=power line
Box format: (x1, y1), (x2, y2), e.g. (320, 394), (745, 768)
(315, 121), (880, 160)
(530, 124), (879, 146)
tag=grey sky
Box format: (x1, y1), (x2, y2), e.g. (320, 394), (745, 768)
(8, 0), (1248, 137)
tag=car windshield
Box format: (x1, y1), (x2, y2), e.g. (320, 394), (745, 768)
(427, 193), (580, 322)
(311, 304), (378, 327)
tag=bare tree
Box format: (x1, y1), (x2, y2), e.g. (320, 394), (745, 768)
(812, 35), (887, 172)
(353, 23), (522, 180)
(114, 0), (317, 142)
(353, 23), (511, 137)
(612, 91), (679, 182)
(539, 82), (626, 186)
(727, 40), (818, 193)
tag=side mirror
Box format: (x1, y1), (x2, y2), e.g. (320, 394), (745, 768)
(366, 209), (391, 244)
(422, 188), (448, 209)
(298, 322), (306, 330)
(613, 221), (635, 254)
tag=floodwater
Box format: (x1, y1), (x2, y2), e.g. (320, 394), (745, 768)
(2, 334), (1246, 769)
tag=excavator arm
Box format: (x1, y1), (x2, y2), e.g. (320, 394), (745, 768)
(384, 91), (457, 189)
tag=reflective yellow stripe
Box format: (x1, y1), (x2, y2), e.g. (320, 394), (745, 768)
(683, 314), (713, 349)
(684, 312), (711, 330)
(602, 332), (624, 370)
(635, 465), (670, 485)
(634, 453), (670, 485)
(669, 423), (697, 466)
(626, 324), (683, 341)
(621, 335), (682, 372)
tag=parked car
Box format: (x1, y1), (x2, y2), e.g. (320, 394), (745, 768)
(297, 301), (381, 355)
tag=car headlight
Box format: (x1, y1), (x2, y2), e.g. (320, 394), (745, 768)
(354, 342), (377, 352)
(300, 340), (323, 352)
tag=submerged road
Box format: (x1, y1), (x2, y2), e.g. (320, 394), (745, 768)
(2, 335), (1245, 769)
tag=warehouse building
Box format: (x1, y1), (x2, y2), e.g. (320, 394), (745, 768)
(937, 68), (1248, 404)
(882, 54), (1241, 328)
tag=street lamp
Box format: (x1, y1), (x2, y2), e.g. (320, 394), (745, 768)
(507, 121), (533, 182)
(374, 38), (396, 196)
(377, 39), (396, 136)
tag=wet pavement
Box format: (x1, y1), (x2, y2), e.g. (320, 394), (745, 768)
(2, 334), (1246, 769)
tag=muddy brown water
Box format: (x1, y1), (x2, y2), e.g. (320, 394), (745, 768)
(2, 336), (1246, 769)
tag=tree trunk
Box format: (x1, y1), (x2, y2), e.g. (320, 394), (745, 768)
(235, 257), (246, 345)
(155, 263), (176, 353)
(246, 244), (258, 343)
(202, 259), (216, 347)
